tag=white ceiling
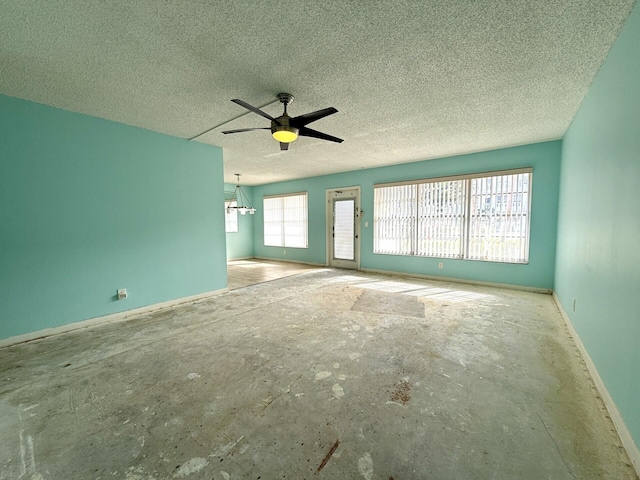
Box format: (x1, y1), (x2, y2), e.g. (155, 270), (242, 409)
(1, 1), (635, 185)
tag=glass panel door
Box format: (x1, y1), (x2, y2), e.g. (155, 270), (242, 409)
(327, 187), (360, 269)
(334, 199), (355, 260)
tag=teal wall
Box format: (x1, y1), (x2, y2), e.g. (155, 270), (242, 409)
(555, 3), (640, 450)
(0, 95), (227, 340)
(224, 182), (254, 259)
(253, 141), (561, 289)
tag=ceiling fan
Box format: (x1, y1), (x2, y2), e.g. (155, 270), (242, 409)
(222, 93), (343, 151)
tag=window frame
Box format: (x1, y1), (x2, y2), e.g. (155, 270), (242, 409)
(263, 192), (309, 248)
(373, 168), (532, 264)
(224, 200), (238, 233)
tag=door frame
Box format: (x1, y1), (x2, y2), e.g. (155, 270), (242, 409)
(326, 186), (361, 269)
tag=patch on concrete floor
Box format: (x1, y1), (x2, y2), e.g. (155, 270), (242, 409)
(389, 380), (413, 405)
(357, 452), (374, 479)
(174, 457), (208, 477)
(332, 384), (345, 398)
(315, 371), (332, 380)
(124, 465), (156, 479)
(351, 289), (425, 319)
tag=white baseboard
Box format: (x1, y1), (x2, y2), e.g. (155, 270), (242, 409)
(0, 287), (228, 348)
(553, 292), (640, 477)
(360, 267), (552, 294)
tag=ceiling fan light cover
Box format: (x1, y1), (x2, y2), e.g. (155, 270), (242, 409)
(272, 127), (299, 143)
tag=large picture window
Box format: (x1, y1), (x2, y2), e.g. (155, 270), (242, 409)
(374, 169), (531, 263)
(263, 193), (308, 248)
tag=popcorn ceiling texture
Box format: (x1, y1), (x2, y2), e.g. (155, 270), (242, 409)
(0, 1), (635, 185)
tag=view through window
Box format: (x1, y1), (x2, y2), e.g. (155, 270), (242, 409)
(224, 201), (238, 233)
(374, 169), (531, 263)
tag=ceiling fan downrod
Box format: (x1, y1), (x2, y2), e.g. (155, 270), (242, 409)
(277, 92), (294, 115)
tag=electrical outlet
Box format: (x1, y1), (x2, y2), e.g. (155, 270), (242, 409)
(438, 262), (443, 269)
(283, 249), (286, 255)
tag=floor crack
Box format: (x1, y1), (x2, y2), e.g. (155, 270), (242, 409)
(537, 412), (576, 479)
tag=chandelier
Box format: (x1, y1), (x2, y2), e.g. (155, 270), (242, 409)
(227, 174), (256, 215)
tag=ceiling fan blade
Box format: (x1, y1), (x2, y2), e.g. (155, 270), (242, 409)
(291, 107), (338, 127)
(231, 99), (278, 123)
(222, 127), (270, 134)
(280, 142), (289, 151)
(299, 127), (344, 143)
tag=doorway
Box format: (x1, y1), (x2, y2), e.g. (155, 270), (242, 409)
(326, 187), (360, 269)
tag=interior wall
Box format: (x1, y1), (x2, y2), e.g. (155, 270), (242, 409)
(0, 95), (227, 340)
(224, 182), (254, 260)
(555, 2), (640, 451)
(252, 140), (561, 290)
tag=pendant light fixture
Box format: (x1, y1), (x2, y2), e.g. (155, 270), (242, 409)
(227, 174), (256, 215)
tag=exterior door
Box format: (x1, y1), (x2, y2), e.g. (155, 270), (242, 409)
(327, 187), (360, 269)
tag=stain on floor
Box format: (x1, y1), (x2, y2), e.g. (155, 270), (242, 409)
(390, 380), (413, 406)
(351, 289), (426, 319)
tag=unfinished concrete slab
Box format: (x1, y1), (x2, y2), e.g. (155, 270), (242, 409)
(0, 269), (636, 479)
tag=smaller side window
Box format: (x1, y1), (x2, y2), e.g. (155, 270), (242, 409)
(225, 201), (238, 233)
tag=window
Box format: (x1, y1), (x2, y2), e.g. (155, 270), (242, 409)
(225, 201), (238, 233)
(263, 193), (308, 248)
(374, 169), (531, 263)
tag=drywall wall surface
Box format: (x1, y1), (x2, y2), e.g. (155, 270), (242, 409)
(252, 140), (561, 289)
(224, 182), (254, 259)
(555, 3), (640, 451)
(0, 95), (227, 339)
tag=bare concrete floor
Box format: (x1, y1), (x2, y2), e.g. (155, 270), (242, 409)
(0, 268), (637, 479)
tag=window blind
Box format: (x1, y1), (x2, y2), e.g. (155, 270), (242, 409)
(263, 193), (308, 248)
(373, 169), (531, 263)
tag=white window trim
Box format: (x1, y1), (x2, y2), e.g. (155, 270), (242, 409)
(263, 192), (309, 248)
(375, 167), (533, 188)
(374, 168), (532, 264)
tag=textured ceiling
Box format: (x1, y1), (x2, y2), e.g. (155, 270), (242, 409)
(1, 1), (635, 185)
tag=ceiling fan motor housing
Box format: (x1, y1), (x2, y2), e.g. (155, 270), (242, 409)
(272, 94), (298, 141)
(271, 114), (299, 140)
